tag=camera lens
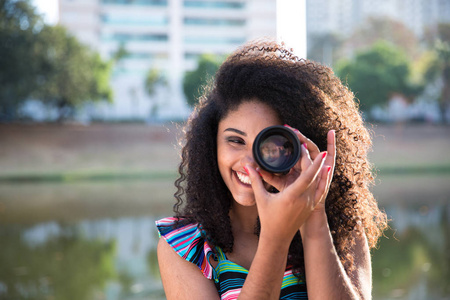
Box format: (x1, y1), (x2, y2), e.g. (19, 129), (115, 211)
(253, 125), (301, 174)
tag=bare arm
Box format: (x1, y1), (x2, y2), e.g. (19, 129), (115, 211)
(300, 211), (372, 300)
(297, 129), (372, 299)
(238, 234), (290, 299)
(157, 238), (220, 300)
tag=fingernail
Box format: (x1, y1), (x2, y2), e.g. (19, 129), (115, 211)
(322, 152), (327, 159)
(244, 166), (249, 174)
(327, 166), (332, 173)
(255, 167), (263, 177)
(302, 143), (308, 150)
(284, 124), (291, 128)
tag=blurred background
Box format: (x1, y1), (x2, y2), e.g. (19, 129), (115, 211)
(1, 0), (449, 299)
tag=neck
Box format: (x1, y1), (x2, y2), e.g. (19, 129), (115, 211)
(229, 202), (259, 235)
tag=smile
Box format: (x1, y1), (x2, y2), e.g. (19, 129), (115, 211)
(235, 171), (251, 185)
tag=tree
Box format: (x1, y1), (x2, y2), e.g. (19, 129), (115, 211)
(0, 0), (113, 122)
(33, 25), (113, 121)
(183, 54), (223, 107)
(336, 41), (419, 112)
(417, 23), (450, 123)
(345, 17), (419, 59)
(144, 68), (167, 119)
(424, 24), (450, 123)
(0, 0), (44, 120)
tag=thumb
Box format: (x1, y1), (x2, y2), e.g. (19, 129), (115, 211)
(244, 164), (268, 200)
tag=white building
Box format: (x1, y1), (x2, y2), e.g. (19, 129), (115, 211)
(58, 0), (277, 121)
(306, 0), (450, 40)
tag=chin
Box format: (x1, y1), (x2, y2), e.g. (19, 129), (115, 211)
(232, 196), (257, 207)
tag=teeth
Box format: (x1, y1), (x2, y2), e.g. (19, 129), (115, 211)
(236, 171), (251, 185)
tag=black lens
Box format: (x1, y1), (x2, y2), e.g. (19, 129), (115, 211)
(253, 125), (301, 174)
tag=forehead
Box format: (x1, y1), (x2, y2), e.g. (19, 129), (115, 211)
(218, 101), (281, 130)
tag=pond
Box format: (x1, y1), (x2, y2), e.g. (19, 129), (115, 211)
(1, 174), (449, 300)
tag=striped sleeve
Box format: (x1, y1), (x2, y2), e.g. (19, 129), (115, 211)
(156, 217), (215, 280)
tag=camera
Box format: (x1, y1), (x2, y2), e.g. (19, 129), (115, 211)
(252, 125), (301, 175)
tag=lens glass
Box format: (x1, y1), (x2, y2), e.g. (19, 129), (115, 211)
(259, 135), (294, 169)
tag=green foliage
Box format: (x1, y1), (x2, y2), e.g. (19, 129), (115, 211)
(183, 54), (223, 107)
(423, 23), (450, 123)
(0, 225), (116, 300)
(0, 0), (44, 119)
(144, 68), (166, 97)
(336, 41), (419, 111)
(33, 25), (113, 120)
(144, 68), (167, 118)
(112, 42), (128, 62)
(0, 0), (113, 121)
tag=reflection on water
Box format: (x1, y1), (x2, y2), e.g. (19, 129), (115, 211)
(373, 202), (450, 300)
(0, 217), (165, 300)
(0, 180), (449, 300)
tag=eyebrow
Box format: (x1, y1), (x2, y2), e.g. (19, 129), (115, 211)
(224, 128), (247, 136)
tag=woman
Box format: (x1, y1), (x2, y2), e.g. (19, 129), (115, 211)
(156, 40), (387, 299)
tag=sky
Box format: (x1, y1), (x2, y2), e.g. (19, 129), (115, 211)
(32, 0), (59, 25)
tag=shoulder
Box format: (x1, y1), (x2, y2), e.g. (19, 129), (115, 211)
(155, 217), (215, 279)
(156, 217), (220, 299)
(348, 230), (372, 299)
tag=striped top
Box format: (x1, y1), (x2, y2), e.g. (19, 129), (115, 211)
(156, 217), (308, 299)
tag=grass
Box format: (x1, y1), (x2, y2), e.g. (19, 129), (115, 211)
(0, 164), (449, 183)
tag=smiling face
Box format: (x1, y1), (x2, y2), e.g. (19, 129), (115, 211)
(217, 100), (281, 207)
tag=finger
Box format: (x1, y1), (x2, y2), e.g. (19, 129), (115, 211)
(284, 124), (320, 159)
(255, 167), (284, 192)
(288, 141), (311, 179)
(244, 164), (269, 200)
(314, 132), (336, 206)
(314, 164), (332, 206)
(299, 142), (313, 172)
(260, 142), (310, 192)
(292, 151), (327, 192)
(325, 130), (336, 171)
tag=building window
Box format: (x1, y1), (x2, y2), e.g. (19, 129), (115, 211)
(101, 0), (168, 6)
(184, 17), (245, 26)
(183, 1), (245, 9)
(102, 33), (168, 42)
(184, 36), (246, 44)
(101, 14), (169, 26)
(111, 52), (168, 60)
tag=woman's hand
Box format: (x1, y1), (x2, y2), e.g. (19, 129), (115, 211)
(292, 128), (336, 213)
(244, 127), (336, 244)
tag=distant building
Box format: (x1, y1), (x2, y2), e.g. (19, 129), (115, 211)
(306, 0), (450, 65)
(307, 0), (450, 39)
(58, 0), (277, 121)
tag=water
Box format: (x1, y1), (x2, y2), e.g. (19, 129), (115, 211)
(1, 175), (449, 300)
(0, 218), (164, 300)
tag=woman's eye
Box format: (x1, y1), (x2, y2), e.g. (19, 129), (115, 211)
(227, 137), (245, 145)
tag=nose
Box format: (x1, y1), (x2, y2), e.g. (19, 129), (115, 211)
(240, 149), (258, 171)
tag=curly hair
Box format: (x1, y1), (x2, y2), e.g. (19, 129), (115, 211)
(173, 39), (388, 278)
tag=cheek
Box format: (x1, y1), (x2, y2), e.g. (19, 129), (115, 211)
(216, 145), (238, 185)
(217, 153), (230, 175)
(216, 145), (227, 176)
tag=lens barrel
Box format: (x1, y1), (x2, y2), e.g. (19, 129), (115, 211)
(252, 125), (301, 174)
